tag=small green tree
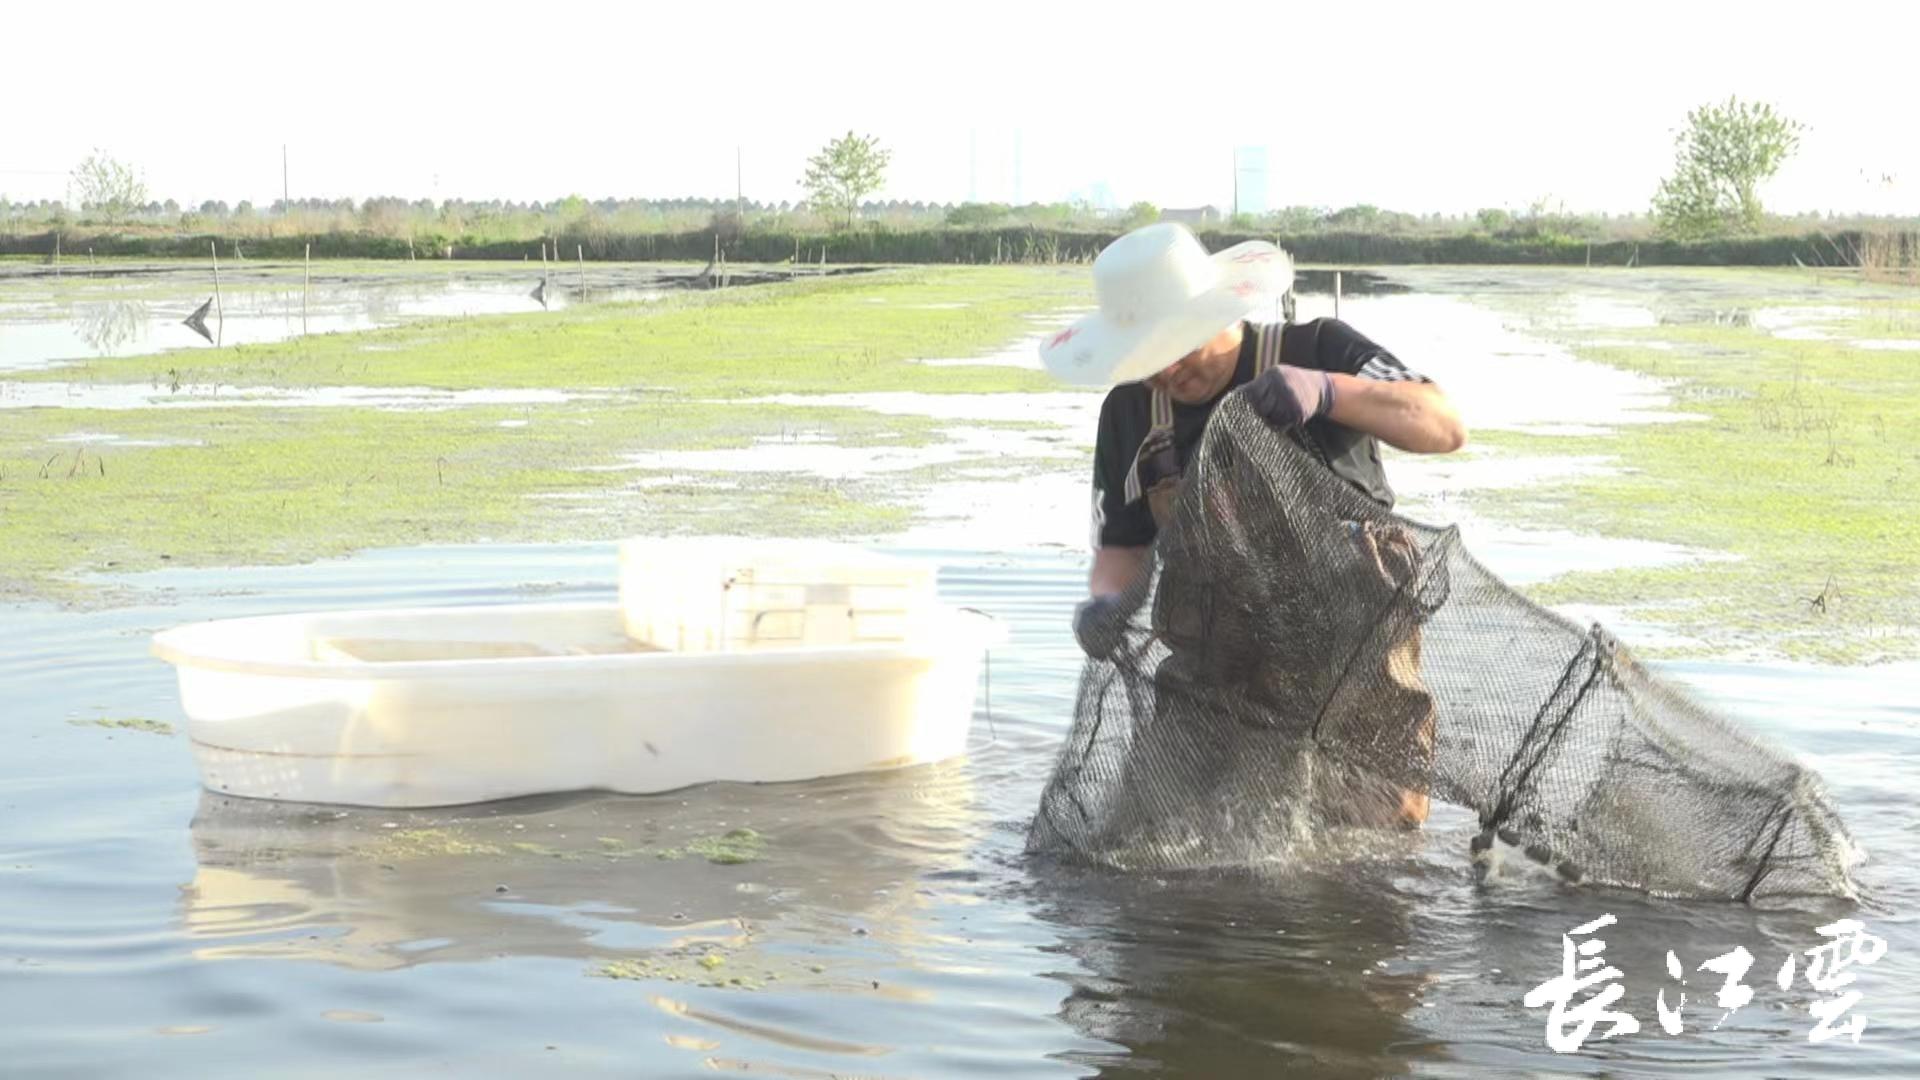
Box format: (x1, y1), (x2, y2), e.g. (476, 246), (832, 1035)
(802, 131), (890, 229)
(70, 149), (148, 223)
(1121, 202), (1159, 228)
(1475, 207), (1512, 234)
(1653, 97), (1803, 239)
(945, 202), (1012, 227)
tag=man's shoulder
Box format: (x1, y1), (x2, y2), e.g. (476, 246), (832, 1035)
(1281, 316), (1367, 346)
(1098, 381), (1151, 419)
(1280, 317), (1391, 373)
(1095, 382), (1153, 450)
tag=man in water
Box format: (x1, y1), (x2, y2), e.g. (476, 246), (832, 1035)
(1040, 222), (1466, 827)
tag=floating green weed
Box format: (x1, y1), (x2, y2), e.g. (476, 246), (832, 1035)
(68, 716), (174, 735)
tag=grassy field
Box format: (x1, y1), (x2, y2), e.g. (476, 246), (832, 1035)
(13, 265), (1080, 393)
(7, 258), (1918, 665)
(1452, 272), (1920, 663)
(0, 265), (1091, 603)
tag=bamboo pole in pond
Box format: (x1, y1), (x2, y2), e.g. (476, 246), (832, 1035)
(577, 244), (585, 293)
(1334, 270), (1342, 319)
(211, 240), (224, 325)
(303, 242), (311, 333)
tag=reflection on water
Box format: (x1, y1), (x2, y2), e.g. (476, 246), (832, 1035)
(74, 299), (150, 354)
(0, 267), (704, 371)
(1293, 268), (1411, 297)
(0, 262), (873, 371)
(1028, 838), (1440, 1078)
(183, 761), (983, 976)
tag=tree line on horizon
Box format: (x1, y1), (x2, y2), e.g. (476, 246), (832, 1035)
(9, 100), (1911, 247)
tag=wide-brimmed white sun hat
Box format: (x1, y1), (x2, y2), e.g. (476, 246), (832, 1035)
(1039, 222), (1294, 387)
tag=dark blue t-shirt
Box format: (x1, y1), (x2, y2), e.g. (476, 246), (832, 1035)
(1091, 318), (1430, 549)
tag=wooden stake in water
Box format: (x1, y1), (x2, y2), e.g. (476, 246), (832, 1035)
(210, 240), (224, 325)
(303, 242), (311, 333)
(1334, 270), (1342, 320)
(577, 243), (585, 295)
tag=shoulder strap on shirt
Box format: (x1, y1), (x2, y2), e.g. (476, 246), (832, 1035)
(1122, 388), (1176, 505)
(1254, 321), (1285, 375)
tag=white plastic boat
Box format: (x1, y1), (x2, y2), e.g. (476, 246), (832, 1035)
(152, 541), (1001, 808)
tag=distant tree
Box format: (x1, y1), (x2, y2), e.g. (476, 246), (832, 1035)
(1265, 205), (1327, 232)
(1325, 204), (1385, 230)
(802, 131), (890, 229)
(1121, 201), (1159, 228)
(1653, 97), (1803, 239)
(1021, 202), (1075, 228)
(1475, 207), (1512, 233)
(709, 207), (745, 245)
(945, 202), (1012, 228)
(70, 149), (148, 223)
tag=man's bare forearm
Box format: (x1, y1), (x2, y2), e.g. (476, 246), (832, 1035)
(1326, 377), (1467, 454)
(1089, 545), (1150, 598)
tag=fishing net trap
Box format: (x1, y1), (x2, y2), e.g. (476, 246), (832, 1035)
(1028, 394), (1860, 903)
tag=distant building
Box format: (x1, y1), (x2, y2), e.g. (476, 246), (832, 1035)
(1161, 205), (1224, 226)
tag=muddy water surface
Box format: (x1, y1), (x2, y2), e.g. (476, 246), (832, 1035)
(3, 267), (1918, 1076)
(1, 540), (1915, 1078)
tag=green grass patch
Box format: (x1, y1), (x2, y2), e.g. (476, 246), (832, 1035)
(356, 827), (505, 861)
(655, 828), (765, 865)
(0, 266), (1091, 601)
(1454, 291), (1920, 663)
(0, 400), (949, 601)
(22, 265), (1084, 395)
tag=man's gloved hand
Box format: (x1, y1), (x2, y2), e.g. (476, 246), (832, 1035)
(1243, 364), (1336, 430)
(1072, 593), (1134, 660)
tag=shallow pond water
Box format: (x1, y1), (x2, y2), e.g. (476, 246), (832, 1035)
(4, 264), (1917, 1075)
(1, 540), (1914, 1078)
(0, 261), (840, 371)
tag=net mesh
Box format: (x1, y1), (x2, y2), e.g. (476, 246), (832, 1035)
(1028, 394), (1859, 902)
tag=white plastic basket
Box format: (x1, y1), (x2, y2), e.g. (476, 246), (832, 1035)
(618, 539), (937, 652)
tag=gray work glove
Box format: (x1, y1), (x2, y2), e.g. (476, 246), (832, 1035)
(1072, 594), (1134, 660)
(1243, 364), (1336, 430)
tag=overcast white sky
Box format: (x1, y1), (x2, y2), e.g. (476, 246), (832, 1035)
(4, 1), (1916, 216)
